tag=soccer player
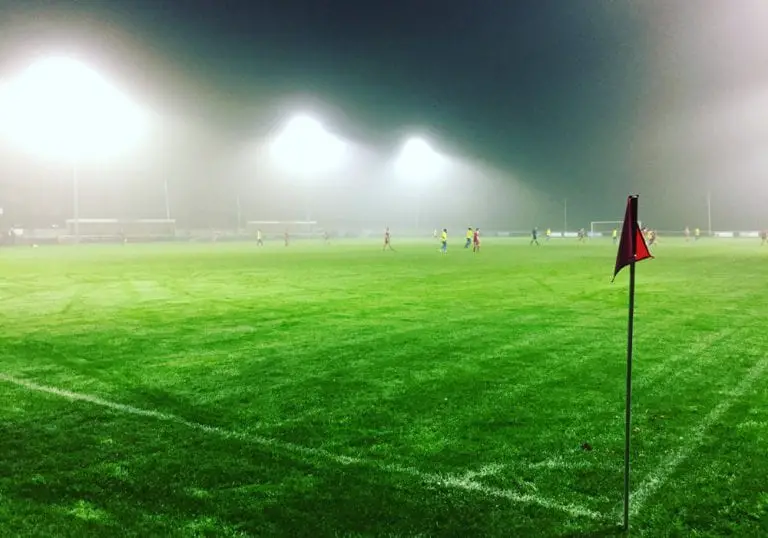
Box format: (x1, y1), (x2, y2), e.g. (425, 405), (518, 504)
(684, 226), (690, 242)
(530, 227), (540, 246)
(440, 228), (448, 254)
(761, 230), (767, 246)
(546, 228), (552, 241)
(612, 228), (618, 245)
(577, 228), (586, 242)
(473, 227), (480, 252)
(323, 230), (330, 245)
(284, 230), (289, 247)
(383, 227), (394, 251)
(256, 229), (264, 246)
(465, 227), (473, 248)
(648, 230), (657, 246)
(695, 227), (701, 241)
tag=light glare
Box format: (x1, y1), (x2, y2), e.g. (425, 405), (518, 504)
(270, 114), (347, 175)
(0, 57), (148, 160)
(395, 137), (445, 178)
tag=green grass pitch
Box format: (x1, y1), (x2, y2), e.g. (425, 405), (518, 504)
(1, 238), (767, 537)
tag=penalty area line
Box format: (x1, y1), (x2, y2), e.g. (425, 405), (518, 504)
(0, 373), (601, 521)
(629, 356), (768, 518)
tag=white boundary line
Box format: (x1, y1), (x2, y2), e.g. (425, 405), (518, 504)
(629, 356), (768, 517)
(0, 374), (602, 521)
(634, 328), (737, 392)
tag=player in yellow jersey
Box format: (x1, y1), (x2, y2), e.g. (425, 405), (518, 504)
(612, 228), (618, 244)
(465, 227), (473, 248)
(695, 227), (700, 241)
(546, 228), (551, 241)
(440, 228), (448, 254)
(256, 229), (263, 246)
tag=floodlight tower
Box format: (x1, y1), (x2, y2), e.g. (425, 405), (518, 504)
(270, 114), (346, 176)
(0, 57), (147, 241)
(395, 136), (445, 232)
(395, 137), (443, 179)
(269, 114), (347, 224)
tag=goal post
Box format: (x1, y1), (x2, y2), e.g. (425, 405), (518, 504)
(589, 220), (642, 237)
(245, 220), (320, 239)
(65, 218), (176, 239)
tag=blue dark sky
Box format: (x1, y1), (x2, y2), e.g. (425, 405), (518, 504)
(1, 1), (644, 175)
(1, 0), (767, 228)
(127, 0), (644, 186)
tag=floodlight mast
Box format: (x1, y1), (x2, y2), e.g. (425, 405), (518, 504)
(270, 114), (346, 176)
(395, 136), (444, 232)
(164, 179), (172, 221)
(395, 137), (443, 179)
(73, 159), (79, 240)
(1, 57), (148, 242)
(269, 113), (347, 225)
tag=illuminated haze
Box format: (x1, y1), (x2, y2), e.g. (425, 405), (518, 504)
(0, 0), (766, 231)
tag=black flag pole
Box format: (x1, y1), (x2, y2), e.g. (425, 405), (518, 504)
(623, 250), (636, 531)
(613, 195), (652, 532)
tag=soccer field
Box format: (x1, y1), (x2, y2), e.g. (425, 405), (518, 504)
(1, 239), (767, 537)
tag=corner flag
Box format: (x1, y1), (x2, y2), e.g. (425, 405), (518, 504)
(614, 195), (653, 532)
(613, 195), (652, 281)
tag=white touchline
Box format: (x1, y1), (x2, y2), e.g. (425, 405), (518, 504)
(629, 356), (768, 517)
(634, 329), (736, 391)
(0, 374), (602, 521)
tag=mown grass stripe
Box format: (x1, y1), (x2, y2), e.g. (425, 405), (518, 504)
(0, 373), (603, 520)
(628, 356), (768, 518)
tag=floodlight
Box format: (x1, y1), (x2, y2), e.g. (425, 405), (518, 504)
(270, 114), (347, 175)
(0, 57), (150, 241)
(0, 57), (148, 160)
(395, 136), (445, 178)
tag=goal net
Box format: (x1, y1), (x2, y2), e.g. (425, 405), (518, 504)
(66, 219), (176, 240)
(245, 221), (320, 240)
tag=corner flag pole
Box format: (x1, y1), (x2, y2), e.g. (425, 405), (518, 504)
(612, 194), (652, 532)
(622, 229), (636, 532)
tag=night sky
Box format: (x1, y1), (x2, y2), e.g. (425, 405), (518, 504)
(1, 0), (767, 229)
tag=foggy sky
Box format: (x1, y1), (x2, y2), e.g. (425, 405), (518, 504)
(0, 0), (767, 230)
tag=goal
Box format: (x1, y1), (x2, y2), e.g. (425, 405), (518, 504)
(66, 219), (176, 240)
(589, 220), (641, 237)
(245, 220), (320, 240)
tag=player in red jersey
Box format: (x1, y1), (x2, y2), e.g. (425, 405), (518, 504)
(472, 227), (481, 252)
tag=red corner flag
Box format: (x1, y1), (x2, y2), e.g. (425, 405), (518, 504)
(614, 195), (653, 532)
(613, 195), (652, 281)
